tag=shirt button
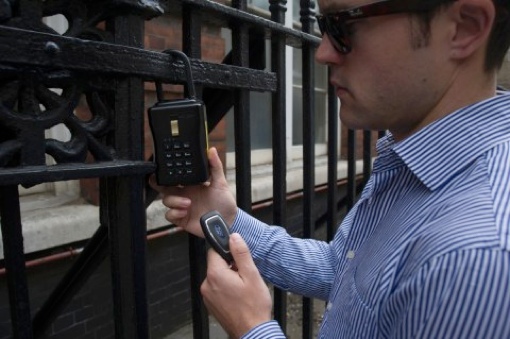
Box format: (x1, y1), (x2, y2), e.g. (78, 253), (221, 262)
(326, 302), (333, 311)
(346, 250), (355, 259)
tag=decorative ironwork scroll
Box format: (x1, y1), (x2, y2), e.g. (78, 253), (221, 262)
(0, 0), (163, 186)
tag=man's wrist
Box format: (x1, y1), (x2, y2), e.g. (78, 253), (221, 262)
(240, 320), (286, 339)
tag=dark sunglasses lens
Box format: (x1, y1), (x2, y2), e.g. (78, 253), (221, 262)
(317, 15), (351, 54)
(317, 16), (327, 35)
(324, 16), (351, 54)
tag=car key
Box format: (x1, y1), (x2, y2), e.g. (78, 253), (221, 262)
(200, 210), (233, 263)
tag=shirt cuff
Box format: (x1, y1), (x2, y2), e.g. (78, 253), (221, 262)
(241, 320), (286, 339)
(230, 209), (268, 255)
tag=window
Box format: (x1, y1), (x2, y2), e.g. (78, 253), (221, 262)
(291, 51), (328, 146)
(222, 1), (343, 202)
(225, 1), (329, 158)
(247, 0), (269, 12)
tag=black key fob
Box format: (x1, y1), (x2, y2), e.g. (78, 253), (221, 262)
(200, 211), (233, 263)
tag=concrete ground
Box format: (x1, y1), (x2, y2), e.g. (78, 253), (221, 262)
(165, 316), (227, 339)
(164, 293), (324, 339)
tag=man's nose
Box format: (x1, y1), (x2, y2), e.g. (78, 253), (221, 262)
(315, 34), (345, 66)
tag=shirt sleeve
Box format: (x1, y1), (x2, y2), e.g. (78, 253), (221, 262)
(381, 249), (510, 338)
(231, 209), (338, 300)
(241, 321), (286, 339)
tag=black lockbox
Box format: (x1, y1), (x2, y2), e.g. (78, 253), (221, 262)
(149, 50), (209, 186)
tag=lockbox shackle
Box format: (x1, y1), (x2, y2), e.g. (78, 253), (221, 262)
(156, 49), (197, 102)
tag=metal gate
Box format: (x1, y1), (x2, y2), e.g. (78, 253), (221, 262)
(0, 0), (376, 338)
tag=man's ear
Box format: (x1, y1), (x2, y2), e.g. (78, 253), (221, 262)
(449, 0), (495, 60)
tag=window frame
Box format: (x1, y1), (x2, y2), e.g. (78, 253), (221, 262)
(222, 1), (351, 203)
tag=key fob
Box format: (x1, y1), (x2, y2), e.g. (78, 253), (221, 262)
(200, 211), (233, 263)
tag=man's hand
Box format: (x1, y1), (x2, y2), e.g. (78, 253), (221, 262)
(149, 147), (238, 237)
(201, 233), (273, 338)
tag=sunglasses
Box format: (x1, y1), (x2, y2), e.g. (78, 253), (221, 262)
(316, 0), (456, 54)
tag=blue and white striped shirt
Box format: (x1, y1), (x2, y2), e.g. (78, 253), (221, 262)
(232, 93), (510, 338)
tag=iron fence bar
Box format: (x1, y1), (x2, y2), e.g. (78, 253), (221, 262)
(167, 0), (321, 48)
(106, 14), (149, 339)
(0, 161), (155, 186)
(0, 26), (276, 92)
(347, 129), (357, 210)
(182, 6), (210, 339)
(363, 130), (373, 186)
(232, 0), (253, 213)
(106, 176), (149, 339)
(269, 0), (288, 333)
(0, 185), (33, 339)
(187, 236), (208, 339)
(326, 71), (339, 242)
(300, 1), (316, 337)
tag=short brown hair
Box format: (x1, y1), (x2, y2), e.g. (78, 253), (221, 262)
(486, 2), (510, 71)
(415, 0), (510, 71)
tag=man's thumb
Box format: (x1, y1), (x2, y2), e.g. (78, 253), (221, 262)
(208, 147), (226, 182)
(229, 233), (256, 275)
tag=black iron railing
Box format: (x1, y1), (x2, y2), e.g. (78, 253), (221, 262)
(0, 1), (377, 338)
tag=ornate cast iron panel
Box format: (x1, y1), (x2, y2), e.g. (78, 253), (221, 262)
(0, 0), (163, 186)
(0, 1), (162, 338)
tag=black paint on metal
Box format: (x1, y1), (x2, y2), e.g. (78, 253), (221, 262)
(0, 0), (375, 337)
(0, 185), (33, 339)
(300, 1), (316, 338)
(326, 68), (339, 243)
(181, 5), (210, 339)
(269, 0), (288, 333)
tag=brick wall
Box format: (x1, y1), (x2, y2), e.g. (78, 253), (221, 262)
(80, 14), (228, 205)
(143, 13), (227, 160)
(0, 231), (191, 339)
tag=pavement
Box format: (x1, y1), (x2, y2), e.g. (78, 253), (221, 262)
(164, 293), (324, 339)
(164, 316), (228, 339)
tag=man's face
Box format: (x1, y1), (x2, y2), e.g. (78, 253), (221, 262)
(315, 0), (458, 141)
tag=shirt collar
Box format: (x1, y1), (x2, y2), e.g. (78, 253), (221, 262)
(383, 93), (510, 191)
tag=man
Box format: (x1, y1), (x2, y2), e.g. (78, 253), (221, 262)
(153, 0), (510, 337)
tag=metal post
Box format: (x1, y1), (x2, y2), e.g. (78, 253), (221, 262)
(269, 0), (288, 332)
